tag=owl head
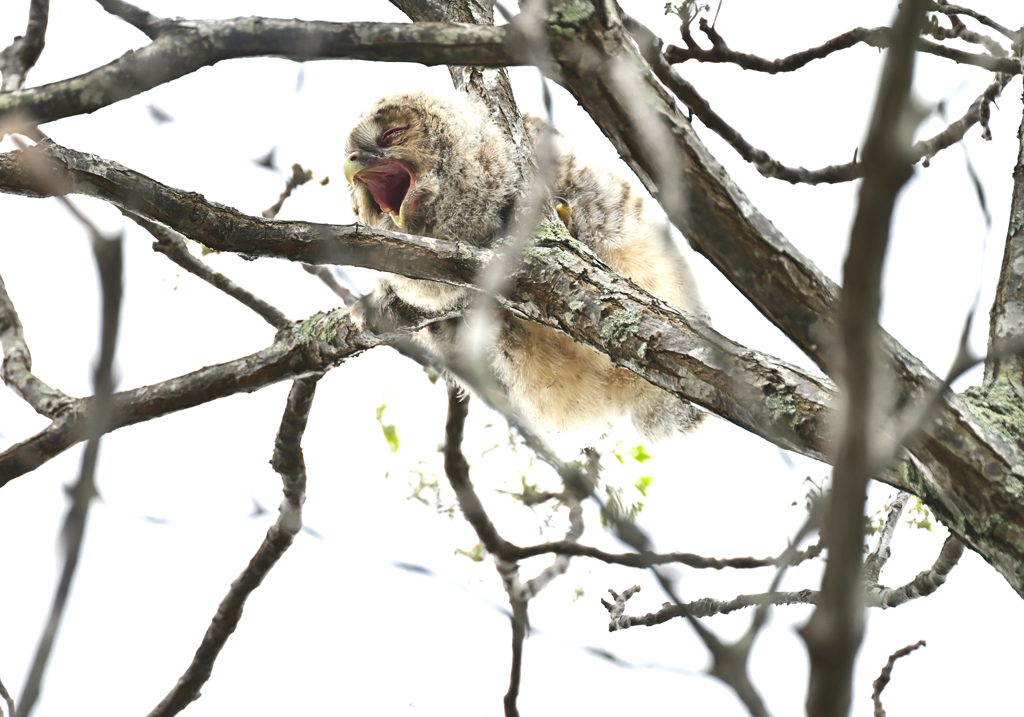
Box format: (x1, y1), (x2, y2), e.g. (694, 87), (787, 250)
(343, 91), (520, 247)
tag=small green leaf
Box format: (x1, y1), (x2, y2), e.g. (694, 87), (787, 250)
(634, 476), (652, 497)
(375, 399), (399, 452)
(456, 543), (487, 562)
(381, 423), (400, 452)
(628, 445), (653, 464)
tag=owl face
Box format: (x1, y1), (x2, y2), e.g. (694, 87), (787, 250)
(343, 92), (520, 248)
(343, 99), (440, 233)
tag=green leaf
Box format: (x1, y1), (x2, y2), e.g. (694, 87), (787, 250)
(634, 476), (652, 497)
(455, 543), (487, 562)
(381, 423), (400, 452)
(628, 445), (653, 464)
(375, 399), (399, 452)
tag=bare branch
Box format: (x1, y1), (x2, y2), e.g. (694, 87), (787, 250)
(443, 384), (512, 555)
(93, 0), (164, 39)
(0, 298), (462, 486)
(926, 13), (1008, 57)
(0, 18), (533, 135)
(0, 0), (48, 93)
(801, 3), (928, 716)
(928, 1), (1018, 41)
(125, 210), (292, 330)
(0, 272), (74, 417)
(629, 17), (1014, 185)
(261, 163), (314, 220)
(866, 536), (965, 609)
(147, 376), (318, 717)
(863, 492), (912, 588)
(605, 584), (819, 629)
(664, 20), (1018, 74)
(17, 218), (123, 717)
(504, 536), (823, 570)
(984, 54), (1024, 391)
(871, 640), (926, 717)
(0, 673), (15, 717)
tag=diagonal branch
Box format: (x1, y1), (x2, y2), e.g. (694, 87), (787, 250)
(146, 376), (318, 717)
(0, 0), (49, 93)
(0, 271), (73, 418)
(125, 210), (292, 330)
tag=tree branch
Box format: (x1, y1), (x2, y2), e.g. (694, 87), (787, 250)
(802, 2), (927, 714)
(630, 18), (1014, 184)
(984, 55), (1024, 393)
(663, 20), (1018, 74)
(0, 0), (49, 93)
(0, 271), (73, 418)
(928, 1), (1018, 41)
(870, 640), (926, 717)
(146, 376), (317, 717)
(125, 210), (292, 331)
(0, 18), (533, 135)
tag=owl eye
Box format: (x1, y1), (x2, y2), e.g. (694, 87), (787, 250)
(379, 126), (408, 148)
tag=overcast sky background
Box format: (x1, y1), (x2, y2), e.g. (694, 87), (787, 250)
(1, 1), (1022, 715)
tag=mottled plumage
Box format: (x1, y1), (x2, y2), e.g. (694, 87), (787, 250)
(344, 91), (708, 442)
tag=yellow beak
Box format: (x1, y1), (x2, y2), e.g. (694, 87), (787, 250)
(343, 156), (365, 186)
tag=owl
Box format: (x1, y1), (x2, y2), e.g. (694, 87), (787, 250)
(343, 91), (709, 443)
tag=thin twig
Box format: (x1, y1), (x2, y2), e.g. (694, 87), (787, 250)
(628, 17), (1013, 184)
(124, 209), (292, 330)
(146, 376), (318, 717)
(664, 20), (1018, 74)
(871, 640), (926, 717)
(928, 1), (1017, 41)
(17, 215), (124, 717)
(0, 272), (74, 417)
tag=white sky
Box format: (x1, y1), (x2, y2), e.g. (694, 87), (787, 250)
(1, 1), (1022, 716)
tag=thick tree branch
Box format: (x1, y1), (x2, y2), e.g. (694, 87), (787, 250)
(535, 1), (1024, 603)
(0, 18), (533, 135)
(985, 56), (1024, 393)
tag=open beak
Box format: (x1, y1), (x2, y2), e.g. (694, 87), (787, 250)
(343, 154), (415, 228)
